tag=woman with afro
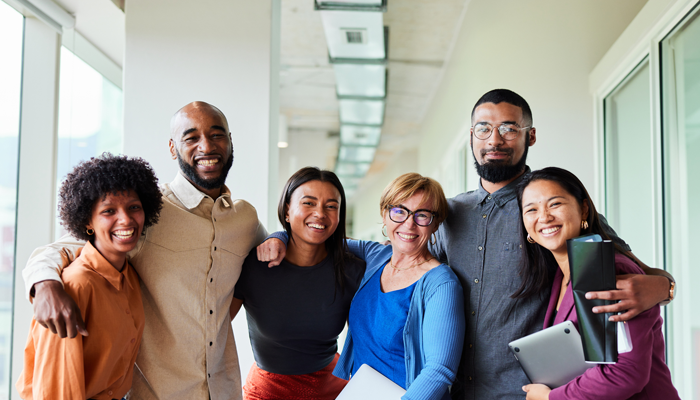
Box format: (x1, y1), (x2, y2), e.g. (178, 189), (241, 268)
(16, 153), (163, 400)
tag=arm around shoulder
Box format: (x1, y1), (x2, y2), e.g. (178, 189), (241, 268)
(23, 234), (85, 301)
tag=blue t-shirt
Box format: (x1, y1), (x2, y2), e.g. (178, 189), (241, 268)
(349, 264), (417, 388)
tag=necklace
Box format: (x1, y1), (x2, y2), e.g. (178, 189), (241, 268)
(390, 257), (434, 271)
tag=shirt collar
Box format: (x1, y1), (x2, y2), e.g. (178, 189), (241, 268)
(475, 166), (532, 207)
(80, 241), (126, 291)
(170, 171), (231, 209)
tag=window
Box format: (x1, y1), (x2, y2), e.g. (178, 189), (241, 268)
(55, 47), (124, 238)
(0, 3), (23, 398)
(603, 59), (655, 264)
(661, 6), (700, 398)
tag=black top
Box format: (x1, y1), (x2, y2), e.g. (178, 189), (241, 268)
(234, 250), (365, 375)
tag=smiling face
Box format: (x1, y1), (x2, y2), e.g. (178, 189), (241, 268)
(383, 191), (438, 258)
(169, 103), (233, 197)
(470, 102), (536, 185)
(521, 179), (589, 259)
(286, 180), (341, 253)
(86, 190), (145, 270)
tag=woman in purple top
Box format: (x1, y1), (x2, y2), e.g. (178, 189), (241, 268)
(515, 167), (679, 400)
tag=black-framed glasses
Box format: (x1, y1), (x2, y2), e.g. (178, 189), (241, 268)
(471, 123), (532, 141)
(387, 205), (436, 226)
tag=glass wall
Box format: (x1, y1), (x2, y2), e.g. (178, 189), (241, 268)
(55, 47), (123, 238)
(0, 3), (23, 399)
(603, 60), (655, 264)
(661, 6), (700, 398)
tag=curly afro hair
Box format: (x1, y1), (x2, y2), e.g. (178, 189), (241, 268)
(58, 153), (163, 242)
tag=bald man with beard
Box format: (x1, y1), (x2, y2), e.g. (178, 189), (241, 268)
(23, 102), (274, 399)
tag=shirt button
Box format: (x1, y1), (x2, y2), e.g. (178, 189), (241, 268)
(109, 391), (113, 395)
(487, 196), (492, 199)
(210, 310), (213, 314)
(469, 344), (473, 348)
(474, 279), (479, 283)
(210, 342), (213, 346)
(519, 244), (522, 248)
(471, 311), (475, 316)
(210, 278), (213, 282)
(478, 246), (483, 250)
(126, 310), (130, 314)
(469, 376), (473, 381)
(131, 338), (135, 343)
(214, 246), (217, 251)
(208, 373), (211, 378)
(482, 214), (487, 218)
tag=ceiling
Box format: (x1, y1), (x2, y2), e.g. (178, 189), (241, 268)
(278, 0), (469, 198)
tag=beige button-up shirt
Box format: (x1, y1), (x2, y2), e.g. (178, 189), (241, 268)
(23, 172), (267, 399)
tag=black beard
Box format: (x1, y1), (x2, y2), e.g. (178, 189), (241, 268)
(176, 149), (234, 191)
(471, 139), (528, 184)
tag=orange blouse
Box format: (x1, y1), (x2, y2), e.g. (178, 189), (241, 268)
(16, 241), (144, 400)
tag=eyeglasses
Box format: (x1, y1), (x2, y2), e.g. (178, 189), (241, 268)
(387, 205), (437, 227)
(471, 123), (532, 141)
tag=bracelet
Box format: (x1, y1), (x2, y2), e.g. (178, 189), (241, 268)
(667, 280), (675, 302)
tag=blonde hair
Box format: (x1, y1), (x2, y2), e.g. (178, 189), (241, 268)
(379, 173), (448, 226)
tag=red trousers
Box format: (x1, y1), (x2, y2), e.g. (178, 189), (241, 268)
(243, 353), (348, 400)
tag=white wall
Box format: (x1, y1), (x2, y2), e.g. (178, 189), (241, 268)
(350, 0), (647, 236)
(123, 0), (279, 228)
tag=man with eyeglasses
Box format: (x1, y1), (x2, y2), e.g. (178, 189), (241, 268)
(430, 88), (676, 400)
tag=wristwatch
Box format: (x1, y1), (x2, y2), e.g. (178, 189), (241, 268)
(660, 277), (675, 306)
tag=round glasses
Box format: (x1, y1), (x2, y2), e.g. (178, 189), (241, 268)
(387, 205), (436, 227)
(472, 123), (532, 141)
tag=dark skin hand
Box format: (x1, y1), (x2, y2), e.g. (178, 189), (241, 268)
(32, 280), (88, 338)
(586, 253), (672, 322)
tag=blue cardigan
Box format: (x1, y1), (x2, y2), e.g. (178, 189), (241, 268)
(335, 240), (465, 400)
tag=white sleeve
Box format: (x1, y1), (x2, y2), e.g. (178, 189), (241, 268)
(22, 234), (86, 301)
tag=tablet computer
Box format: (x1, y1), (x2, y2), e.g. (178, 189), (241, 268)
(508, 321), (595, 388)
(336, 364), (406, 400)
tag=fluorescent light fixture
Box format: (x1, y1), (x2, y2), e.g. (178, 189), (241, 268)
(339, 99), (385, 125)
(339, 145), (376, 163)
(339, 176), (362, 194)
(317, 0), (383, 5)
(320, 11), (385, 60)
(315, 0), (386, 12)
(335, 161), (371, 177)
(340, 125), (381, 146)
(278, 114), (288, 148)
(334, 64), (386, 98)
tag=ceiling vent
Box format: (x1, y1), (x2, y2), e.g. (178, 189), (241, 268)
(342, 28), (367, 44)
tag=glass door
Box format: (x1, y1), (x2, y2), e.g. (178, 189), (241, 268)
(661, 5), (700, 398)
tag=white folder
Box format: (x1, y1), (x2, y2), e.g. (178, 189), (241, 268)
(336, 364), (406, 400)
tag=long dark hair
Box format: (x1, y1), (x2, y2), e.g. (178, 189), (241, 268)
(278, 167), (350, 292)
(512, 167), (635, 298)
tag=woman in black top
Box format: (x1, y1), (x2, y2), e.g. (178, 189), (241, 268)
(231, 167), (365, 400)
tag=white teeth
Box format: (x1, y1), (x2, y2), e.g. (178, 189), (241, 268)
(397, 233), (418, 239)
(197, 159), (219, 166)
(113, 229), (135, 239)
(541, 227), (560, 234)
(308, 223), (326, 230)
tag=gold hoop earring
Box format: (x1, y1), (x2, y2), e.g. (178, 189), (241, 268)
(581, 220), (589, 230)
(527, 234), (536, 244)
(86, 228), (95, 235)
(430, 233), (436, 246)
(381, 224), (387, 238)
